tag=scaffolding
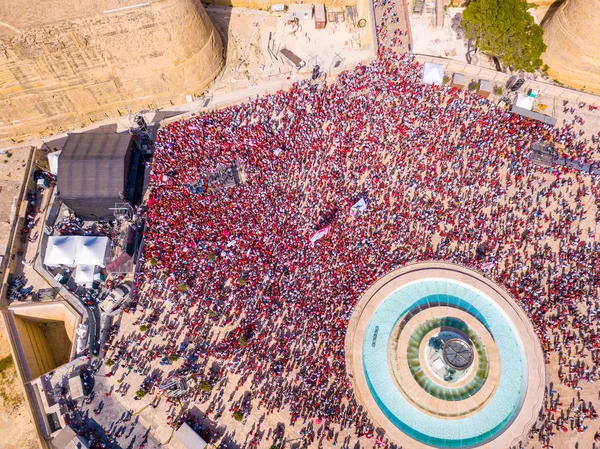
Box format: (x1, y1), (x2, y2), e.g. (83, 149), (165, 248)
(110, 202), (134, 221)
(159, 376), (188, 398)
(205, 163), (246, 190)
(528, 142), (557, 166)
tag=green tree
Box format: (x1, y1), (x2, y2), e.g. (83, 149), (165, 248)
(199, 380), (212, 391)
(461, 0), (546, 72)
(135, 389), (147, 399)
(238, 335), (249, 347)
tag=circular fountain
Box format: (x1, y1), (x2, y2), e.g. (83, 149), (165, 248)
(345, 263), (545, 449)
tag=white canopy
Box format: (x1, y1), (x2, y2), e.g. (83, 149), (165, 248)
(47, 150), (61, 176)
(44, 235), (109, 269)
(75, 236), (108, 267)
(44, 236), (78, 266)
(515, 93), (534, 111)
(422, 62), (444, 86)
(175, 423), (208, 449)
(74, 264), (96, 286)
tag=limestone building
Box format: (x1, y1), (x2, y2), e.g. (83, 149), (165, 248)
(0, 0), (224, 141)
(542, 0), (600, 93)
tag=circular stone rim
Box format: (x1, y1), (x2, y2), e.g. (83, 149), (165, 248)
(389, 307), (502, 419)
(345, 262), (546, 449)
(443, 338), (474, 370)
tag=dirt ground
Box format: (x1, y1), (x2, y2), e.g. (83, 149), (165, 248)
(0, 325), (39, 449)
(206, 5), (372, 94)
(0, 146), (39, 448)
(0, 147), (31, 253)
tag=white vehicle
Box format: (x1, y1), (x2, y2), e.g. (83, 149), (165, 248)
(99, 284), (131, 314)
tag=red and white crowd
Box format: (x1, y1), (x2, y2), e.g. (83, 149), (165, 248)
(102, 23), (600, 449)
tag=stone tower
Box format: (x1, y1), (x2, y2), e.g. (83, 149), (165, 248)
(0, 0), (224, 141)
(542, 0), (600, 93)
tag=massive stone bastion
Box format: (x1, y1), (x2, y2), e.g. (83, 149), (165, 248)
(0, 0), (224, 141)
(542, 0), (600, 93)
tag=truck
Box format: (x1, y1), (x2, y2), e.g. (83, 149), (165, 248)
(280, 48), (306, 70)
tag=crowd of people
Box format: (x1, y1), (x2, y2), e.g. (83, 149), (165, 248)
(98, 15), (600, 449)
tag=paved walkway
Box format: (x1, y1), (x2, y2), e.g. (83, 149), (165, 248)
(80, 366), (163, 449)
(374, 0), (412, 53)
(415, 54), (600, 108)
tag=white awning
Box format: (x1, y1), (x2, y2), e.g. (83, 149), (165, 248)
(47, 150), (61, 176)
(433, 358), (446, 371)
(45, 235), (109, 269)
(74, 265), (96, 286)
(74, 236), (109, 267)
(515, 93), (534, 111)
(422, 62), (444, 86)
(175, 423), (208, 449)
(44, 236), (78, 266)
(479, 79), (493, 92)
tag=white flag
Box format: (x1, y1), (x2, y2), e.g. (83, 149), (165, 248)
(350, 198), (367, 218)
(309, 225), (331, 247)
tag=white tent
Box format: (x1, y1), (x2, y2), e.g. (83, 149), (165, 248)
(515, 93), (534, 111)
(175, 423), (208, 449)
(47, 150), (61, 176)
(422, 62), (444, 86)
(44, 236), (78, 266)
(45, 235), (109, 268)
(74, 264), (96, 286)
(75, 236), (109, 267)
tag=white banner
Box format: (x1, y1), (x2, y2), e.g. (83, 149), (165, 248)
(350, 198), (367, 218)
(309, 225), (331, 247)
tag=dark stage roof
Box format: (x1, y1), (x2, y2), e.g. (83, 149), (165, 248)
(57, 132), (133, 220)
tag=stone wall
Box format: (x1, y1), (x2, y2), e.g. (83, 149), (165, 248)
(0, 0), (224, 142)
(204, 0), (356, 8)
(11, 316), (57, 380)
(415, 54), (600, 106)
(542, 0), (600, 93)
(7, 302), (80, 381)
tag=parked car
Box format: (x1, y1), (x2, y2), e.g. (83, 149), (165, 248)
(99, 283), (131, 314)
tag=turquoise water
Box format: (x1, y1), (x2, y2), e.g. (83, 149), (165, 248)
(362, 278), (526, 448)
